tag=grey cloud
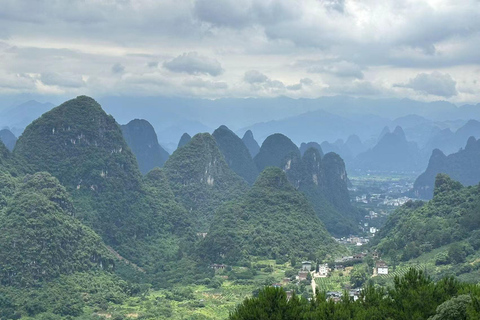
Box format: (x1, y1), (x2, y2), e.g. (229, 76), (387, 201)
(163, 52), (223, 76)
(40, 72), (85, 88)
(194, 0), (252, 28)
(184, 78), (228, 89)
(0, 73), (35, 90)
(286, 83), (302, 91)
(322, 0), (345, 13)
(300, 78), (313, 85)
(244, 70), (269, 84)
(327, 80), (382, 96)
(111, 63), (125, 74)
(286, 78), (313, 91)
(306, 60), (364, 79)
(147, 61), (159, 68)
(395, 72), (458, 97)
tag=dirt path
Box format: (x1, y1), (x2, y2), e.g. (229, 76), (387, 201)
(311, 271), (317, 295)
(106, 245), (146, 273)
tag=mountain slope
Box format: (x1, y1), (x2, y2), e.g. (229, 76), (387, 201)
(163, 133), (248, 232)
(177, 132), (192, 149)
(413, 137), (480, 199)
(254, 133), (300, 172)
(12, 96), (193, 279)
(241, 130), (260, 158)
(283, 148), (360, 236)
(0, 129), (17, 151)
(121, 119), (169, 174)
(201, 167), (342, 263)
(213, 125), (258, 184)
(353, 126), (425, 172)
(0, 172), (113, 286)
(373, 174), (480, 261)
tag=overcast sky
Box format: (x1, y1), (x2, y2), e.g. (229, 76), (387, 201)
(0, 0), (479, 103)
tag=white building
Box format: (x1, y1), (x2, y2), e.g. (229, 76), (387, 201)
(376, 261), (389, 275)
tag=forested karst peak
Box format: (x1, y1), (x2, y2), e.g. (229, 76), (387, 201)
(212, 125), (259, 184)
(121, 118), (169, 174)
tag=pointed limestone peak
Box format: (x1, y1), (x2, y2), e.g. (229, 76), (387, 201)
(393, 126), (406, 140)
(242, 130), (261, 158)
(254, 133), (300, 172)
(177, 132), (192, 149)
(465, 136), (477, 150)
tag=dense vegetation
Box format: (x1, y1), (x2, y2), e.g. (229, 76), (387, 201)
(0, 129), (17, 151)
(283, 148), (362, 236)
(241, 130), (260, 158)
(177, 132), (191, 149)
(121, 119), (169, 174)
(201, 167), (344, 264)
(373, 174), (480, 262)
(213, 125), (258, 184)
(414, 137), (480, 199)
(230, 268), (480, 320)
(254, 133), (300, 172)
(164, 132), (248, 232)
(0, 172), (114, 286)
(10, 96), (200, 287)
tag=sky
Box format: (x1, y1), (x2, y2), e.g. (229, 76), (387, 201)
(0, 0), (479, 104)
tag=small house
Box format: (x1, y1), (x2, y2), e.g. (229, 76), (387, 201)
(318, 263), (329, 276)
(298, 270), (309, 281)
(211, 263), (226, 270)
(302, 261), (312, 271)
(375, 260), (389, 275)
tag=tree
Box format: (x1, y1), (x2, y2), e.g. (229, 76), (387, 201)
(350, 268), (368, 288)
(448, 243), (466, 264)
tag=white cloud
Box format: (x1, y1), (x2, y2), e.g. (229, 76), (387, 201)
(163, 52), (224, 76)
(0, 0), (478, 102)
(395, 71), (458, 97)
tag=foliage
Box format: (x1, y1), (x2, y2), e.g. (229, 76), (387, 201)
(0, 172), (114, 286)
(253, 133), (300, 172)
(229, 268), (480, 320)
(284, 148), (362, 236)
(200, 167), (344, 264)
(212, 125), (258, 184)
(373, 174), (480, 261)
(121, 119), (169, 174)
(163, 133), (248, 232)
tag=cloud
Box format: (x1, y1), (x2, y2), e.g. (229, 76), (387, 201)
(0, 73), (36, 91)
(111, 63), (125, 74)
(304, 60), (364, 79)
(163, 52), (223, 76)
(327, 80), (382, 96)
(395, 71), (457, 97)
(40, 72), (85, 88)
(184, 78), (228, 89)
(147, 61), (159, 68)
(244, 70), (269, 84)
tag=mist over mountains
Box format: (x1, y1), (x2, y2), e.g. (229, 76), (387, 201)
(2, 96), (480, 148)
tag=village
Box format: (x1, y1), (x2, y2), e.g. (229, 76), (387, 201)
(209, 250), (391, 303)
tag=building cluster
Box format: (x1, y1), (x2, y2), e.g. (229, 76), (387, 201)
(335, 236), (370, 246)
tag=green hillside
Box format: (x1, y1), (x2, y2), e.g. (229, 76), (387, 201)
(164, 133), (248, 232)
(0, 172), (113, 286)
(213, 125), (259, 184)
(201, 167), (343, 264)
(373, 174), (480, 261)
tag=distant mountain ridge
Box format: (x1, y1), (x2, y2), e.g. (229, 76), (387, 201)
(413, 136), (480, 199)
(0, 129), (17, 151)
(213, 125), (259, 184)
(121, 119), (169, 174)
